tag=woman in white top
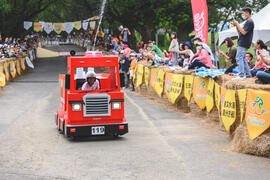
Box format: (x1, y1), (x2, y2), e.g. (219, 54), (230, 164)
(169, 32), (179, 66)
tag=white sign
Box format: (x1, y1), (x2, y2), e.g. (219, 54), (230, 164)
(44, 23), (53, 34)
(24, 21), (32, 30)
(64, 22), (74, 34)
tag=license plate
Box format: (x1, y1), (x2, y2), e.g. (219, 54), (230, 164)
(91, 126), (105, 135)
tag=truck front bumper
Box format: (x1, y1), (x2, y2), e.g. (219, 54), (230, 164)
(65, 123), (128, 137)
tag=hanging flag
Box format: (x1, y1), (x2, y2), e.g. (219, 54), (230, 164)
(73, 21), (82, 30)
(24, 21), (32, 30)
(64, 22), (74, 34)
(191, 0), (208, 43)
(33, 22), (43, 32)
(82, 21), (89, 30)
(245, 89), (270, 140)
(89, 21), (96, 30)
(39, 21), (45, 28)
(90, 16), (100, 21)
(53, 23), (64, 34)
(43, 22), (53, 34)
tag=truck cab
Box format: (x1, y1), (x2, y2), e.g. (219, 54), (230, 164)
(56, 54), (128, 137)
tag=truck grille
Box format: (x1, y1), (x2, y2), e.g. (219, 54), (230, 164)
(83, 94), (111, 117)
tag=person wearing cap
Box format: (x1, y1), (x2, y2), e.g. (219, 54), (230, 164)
(232, 7), (254, 80)
(82, 71), (100, 91)
(148, 40), (163, 58)
(181, 44), (212, 71)
(172, 41), (194, 60)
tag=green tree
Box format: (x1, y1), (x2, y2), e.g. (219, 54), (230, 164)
(0, 0), (58, 37)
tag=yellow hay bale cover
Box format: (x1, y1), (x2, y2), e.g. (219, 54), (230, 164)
(245, 89), (270, 140)
(193, 77), (209, 110)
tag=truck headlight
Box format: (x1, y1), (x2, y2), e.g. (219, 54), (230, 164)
(72, 104), (81, 111)
(112, 102), (121, 109)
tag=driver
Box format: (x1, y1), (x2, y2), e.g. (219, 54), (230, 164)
(82, 71), (100, 90)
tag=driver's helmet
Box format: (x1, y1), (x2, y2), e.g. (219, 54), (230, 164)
(85, 71), (96, 80)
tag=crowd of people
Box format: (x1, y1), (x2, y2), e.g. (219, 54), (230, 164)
(29, 6), (270, 89)
(100, 7), (270, 90)
(0, 33), (38, 59)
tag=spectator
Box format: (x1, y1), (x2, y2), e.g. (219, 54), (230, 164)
(151, 49), (163, 64)
(119, 50), (130, 89)
(182, 43), (212, 71)
(218, 37), (237, 74)
(121, 27), (131, 45)
(245, 52), (254, 68)
(168, 32), (179, 66)
(256, 51), (270, 84)
(232, 7), (254, 80)
(148, 41), (163, 58)
(123, 44), (131, 58)
(129, 53), (137, 91)
(173, 41), (194, 61)
(250, 40), (269, 77)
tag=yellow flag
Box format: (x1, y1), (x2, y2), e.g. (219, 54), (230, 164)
(136, 64), (144, 87)
(184, 75), (194, 103)
(206, 79), (215, 112)
(238, 89), (247, 123)
(10, 61), (16, 78)
(16, 60), (21, 76)
(214, 82), (221, 112)
(221, 89), (236, 132)
(165, 73), (173, 101)
(53, 23), (64, 34)
(150, 68), (159, 89)
(89, 21), (96, 30)
(21, 58), (26, 70)
(154, 69), (165, 97)
(4, 62), (10, 81)
(245, 89), (270, 140)
(144, 67), (150, 88)
(167, 74), (183, 104)
(0, 64), (4, 73)
(90, 16), (100, 21)
(133, 65), (137, 84)
(193, 77), (209, 110)
(0, 71), (6, 87)
(33, 22), (43, 32)
(73, 21), (82, 30)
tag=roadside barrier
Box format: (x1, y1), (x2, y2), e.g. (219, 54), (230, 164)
(0, 48), (37, 88)
(133, 62), (270, 157)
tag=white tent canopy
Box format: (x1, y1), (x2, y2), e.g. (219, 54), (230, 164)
(219, 3), (270, 46)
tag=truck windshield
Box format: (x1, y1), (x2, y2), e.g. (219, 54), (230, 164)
(74, 66), (118, 91)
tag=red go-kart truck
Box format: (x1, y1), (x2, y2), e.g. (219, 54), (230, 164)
(56, 53), (128, 138)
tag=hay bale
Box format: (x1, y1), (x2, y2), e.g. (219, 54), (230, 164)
(176, 96), (190, 113)
(189, 98), (207, 118)
(220, 76), (270, 91)
(232, 125), (270, 158)
(206, 107), (220, 122)
(173, 69), (193, 75)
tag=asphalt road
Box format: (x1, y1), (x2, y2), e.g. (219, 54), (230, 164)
(0, 45), (270, 180)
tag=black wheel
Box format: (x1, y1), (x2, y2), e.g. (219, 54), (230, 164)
(113, 134), (119, 138)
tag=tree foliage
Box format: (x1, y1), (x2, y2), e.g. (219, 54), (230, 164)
(1, 0), (269, 46)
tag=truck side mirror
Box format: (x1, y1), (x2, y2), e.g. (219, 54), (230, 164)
(65, 73), (70, 90)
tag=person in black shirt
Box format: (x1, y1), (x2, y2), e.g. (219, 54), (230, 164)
(232, 7), (254, 80)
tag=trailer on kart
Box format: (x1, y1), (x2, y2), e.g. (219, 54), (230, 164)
(56, 52), (128, 138)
